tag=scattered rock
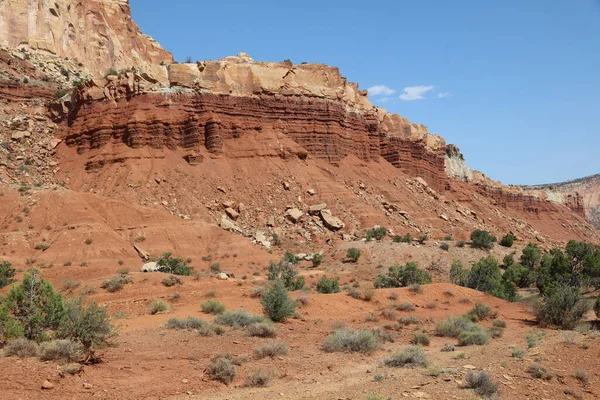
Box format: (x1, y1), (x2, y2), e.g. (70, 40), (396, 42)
(141, 261), (159, 272)
(286, 208), (303, 223)
(216, 273), (229, 280)
(440, 214), (449, 221)
(307, 189), (316, 196)
(320, 210), (344, 231)
(225, 207), (239, 220)
(267, 216), (275, 227)
(283, 182), (291, 190)
(134, 245), (150, 260)
(41, 380), (54, 390)
(83, 383), (93, 389)
(308, 203), (327, 215)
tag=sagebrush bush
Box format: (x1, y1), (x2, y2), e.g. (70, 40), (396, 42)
(101, 275), (132, 292)
(149, 299), (169, 315)
(466, 302), (497, 322)
(440, 242), (450, 251)
(215, 310), (265, 328)
(394, 302), (415, 311)
(267, 258), (305, 290)
(246, 322), (277, 338)
(323, 327), (381, 354)
(383, 346), (428, 368)
(244, 369), (270, 387)
(411, 331), (430, 346)
(162, 275), (183, 287)
(317, 276), (340, 294)
(201, 299), (226, 315)
(398, 315), (421, 326)
(534, 285), (590, 330)
(374, 262), (432, 288)
(365, 227), (387, 241)
(470, 230), (496, 250)
(528, 364), (553, 380)
(39, 339), (83, 362)
(499, 233), (515, 247)
(59, 297), (115, 352)
(458, 330), (490, 346)
(261, 281), (296, 322)
(346, 248), (361, 263)
(492, 319), (507, 328)
(254, 341), (289, 359)
(207, 357), (236, 384)
(465, 370), (499, 397)
(164, 316), (207, 330)
(4, 338), (39, 358)
(436, 316), (484, 339)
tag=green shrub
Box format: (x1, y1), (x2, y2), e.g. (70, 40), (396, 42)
(267, 258), (305, 290)
(0, 261), (16, 289)
(492, 320), (507, 328)
(465, 255), (516, 301)
(254, 341), (289, 358)
(489, 326), (504, 338)
(365, 226), (387, 241)
(261, 280), (296, 322)
(417, 234), (428, 244)
(393, 234), (412, 243)
(58, 297), (115, 352)
(521, 243), (542, 270)
(465, 370), (499, 397)
(470, 230), (496, 250)
(411, 331), (430, 346)
(449, 260), (469, 286)
(101, 275), (132, 292)
(312, 253), (323, 268)
(456, 240), (466, 248)
(246, 322), (277, 338)
(244, 369), (270, 387)
(52, 88), (68, 99)
(457, 330), (490, 346)
(156, 252), (194, 276)
(534, 285), (590, 330)
(346, 248), (361, 263)
(164, 316), (207, 330)
(201, 299), (226, 315)
(0, 307), (24, 343)
(528, 364), (553, 380)
(209, 263), (221, 273)
(39, 339), (83, 362)
(323, 327), (381, 354)
(436, 316), (483, 338)
(4, 338), (39, 357)
(398, 315), (421, 326)
(207, 356), (236, 384)
(466, 302), (497, 322)
(383, 346), (428, 368)
(162, 275), (183, 287)
(440, 242), (450, 251)
(504, 264), (533, 288)
(215, 310), (266, 328)
(317, 276), (341, 294)
(499, 233), (515, 248)
(394, 302), (415, 311)
(1, 269), (65, 341)
(595, 295), (600, 319)
(373, 262), (432, 288)
(149, 300), (169, 315)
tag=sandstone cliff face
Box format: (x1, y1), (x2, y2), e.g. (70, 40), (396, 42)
(0, 0), (173, 78)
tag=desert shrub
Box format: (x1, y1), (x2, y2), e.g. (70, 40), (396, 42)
(409, 283), (423, 294)
(456, 240), (466, 248)
(595, 295), (600, 319)
(198, 324), (225, 336)
(4, 338), (39, 357)
(347, 287), (361, 299)
(383, 346), (428, 368)
(249, 285), (265, 298)
(53, 88), (68, 99)
(512, 348), (525, 358)
(436, 316), (484, 338)
(156, 252), (194, 276)
(499, 233), (515, 248)
(574, 369), (590, 386)
(162, 275), (183, 287)
(323, 327), (381, 354)
(207, 357), (236, 384)
(39, 339), (83, 362)
(58, 297), (115, 352)
(317, 276), (340, 294)
(458, 330), (490, 346)
(201, 299), (226, 315)
(374, 262), (432, 288)
(449, 260), (468, 286)
(261, 280), (296, 322)
(346, 248), (361, 263)
(534, 285), (590, 330)
(417, 234), (428, 244)
(521, 243), (542, 269)
(440, 242), (450, 251)
(380, 308), (397, 320)
(60, 277), (80, 292)
(388, 292), (398, 300)
(365, 226), (387, 241)
(362, 286), (375, 301)
(411, 331), (430, 346)
(528, 364), (553, 380)
(295, 294), (310, 307)
(247, 322), (277, 338)
(465, 370), (499, 397)
(311, 253), (323, 268)
(101, 275), (132, 292)
(470, 230), (496, 250)
(0, 307), (24, 343)
(164, 316), (207, 330)
(254, 341), (289, 358)
(1, 269), (65, 341)
(466, 302), (497, 322)
(215, 310), (265, 328)
(244, 369), (270, 387)
(504, 264), (534, 288)
(0, 261), (16, 289)
(461, 255), (516, 301)
(398, 315), (421, 326)
(393, 233), (413, 243)
(267, 258), (305, 290)
(492, 319), (507, 328)
(149, 300), (169, 315)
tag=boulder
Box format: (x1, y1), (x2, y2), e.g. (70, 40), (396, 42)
(254, 231), (272, 248)
(320, 210), (344, 231)
(219, 216), (241, 232)
(41, 380), (54, 390)
(266, 216), (275, 227)
(225, 207), (240, 220)
(286, 208), (303, 223)
(308, 203), (328, 215)
(168, 63), (200, 87)
(141, 262), (159, 272)
(216, 273), (229, 280)
(134, 245), (150, 260)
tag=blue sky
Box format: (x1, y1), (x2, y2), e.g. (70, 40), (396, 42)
(130, 0), (600, 185)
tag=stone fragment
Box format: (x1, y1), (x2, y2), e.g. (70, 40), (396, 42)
(225, 207), (239, 220)
(141, 262), (159, 272)
(41, 380), (54, 390)
(308, 203), (327, 215)
(286, 208), (303, 223)
(320, 210), (344, 231)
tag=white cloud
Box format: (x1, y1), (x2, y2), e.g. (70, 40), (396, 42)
(437, 91), (451, 98)
(378, 97), (391, 103)
(367, 85), (396, 96)
(399, 85), (434, 101)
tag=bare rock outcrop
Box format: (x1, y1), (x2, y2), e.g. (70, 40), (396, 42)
(0, 0), (173, 78)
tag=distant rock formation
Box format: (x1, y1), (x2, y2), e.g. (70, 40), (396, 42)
(0, 0), (173, 78)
